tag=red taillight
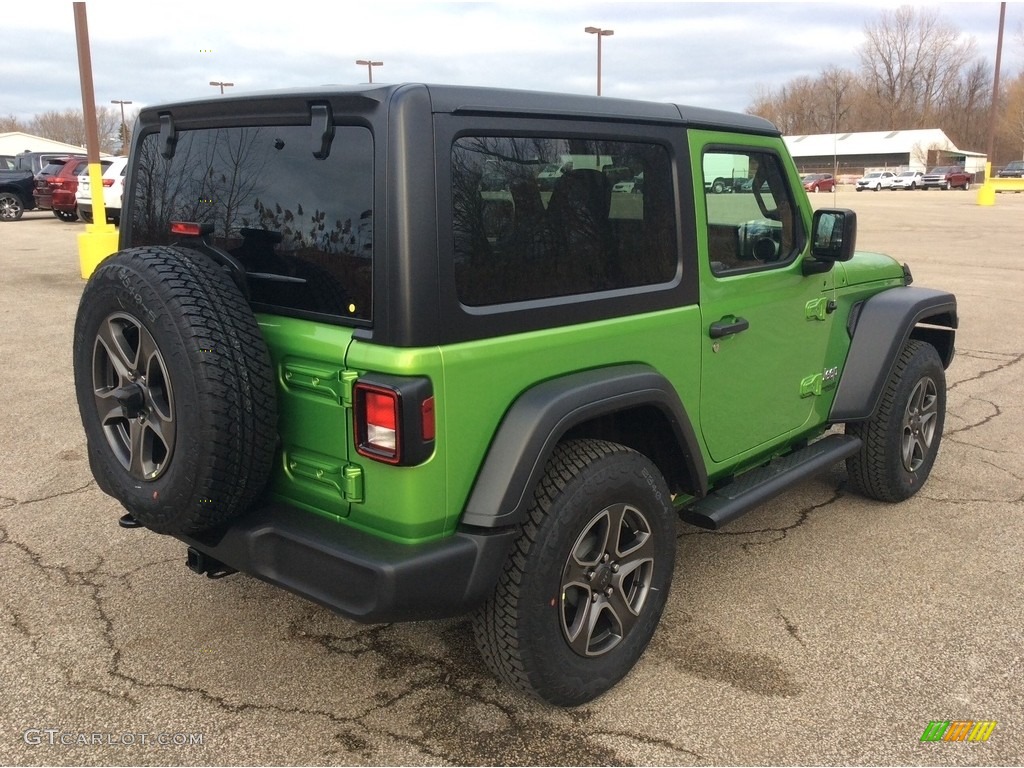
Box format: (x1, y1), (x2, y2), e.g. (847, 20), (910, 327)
(354, 378), (435, 466)
(170, 221), (206, 236)
(365, 390), (398, 453)
(102, 179), (115, 187)
(356, 384), (400, 463)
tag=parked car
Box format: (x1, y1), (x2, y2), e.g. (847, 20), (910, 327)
(855, 171), (896, 191)
(76, 157), (127, 225)
(15, 150), (85, 176)
(801, 173), (835, 193)
(33, 156), (90, 221)
(921, 165), (972, 190)
(73, 83), (957, 707)
(0, 166), (36, 221)
(996, 160), (1024, 178)
(891, 170), (924, 190)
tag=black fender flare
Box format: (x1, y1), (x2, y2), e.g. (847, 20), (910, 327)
(459, 364), (706, 529)
(830, 286), (957, 422)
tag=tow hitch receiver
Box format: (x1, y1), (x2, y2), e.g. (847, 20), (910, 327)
(186, 547), (237, 580)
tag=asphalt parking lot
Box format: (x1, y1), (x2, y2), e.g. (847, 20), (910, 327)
(2, 188), (1022, 766)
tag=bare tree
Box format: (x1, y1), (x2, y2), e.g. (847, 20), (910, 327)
(748, 67), (858, 135)
(1, 115), (28, 133)
(938, 59), (991, 148)
(27, 106), (121, 153)
(1000, 72), (1024, 160)
(859, 6), (977, 126)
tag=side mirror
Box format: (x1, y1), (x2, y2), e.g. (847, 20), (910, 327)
(810, 208), (857, 262)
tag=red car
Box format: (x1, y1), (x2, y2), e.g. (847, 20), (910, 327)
(801, 173), (835, 193)
(33, 156), (89, 222)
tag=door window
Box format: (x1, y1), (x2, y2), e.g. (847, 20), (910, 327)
(702, 150), (799, 275)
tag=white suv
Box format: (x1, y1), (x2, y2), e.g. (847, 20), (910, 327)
(76, 157), (128, 225)
(890, 170), (924, 190)
(855, 171), (896, 191)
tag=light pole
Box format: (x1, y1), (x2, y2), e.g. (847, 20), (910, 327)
(209, 80), (234, 94)
(110, 98), (132, 152)
(356, 60), (383, 83)
(584, 26), (613, 96)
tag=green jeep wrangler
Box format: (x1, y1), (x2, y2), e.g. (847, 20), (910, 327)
(73, 84), (957, 706)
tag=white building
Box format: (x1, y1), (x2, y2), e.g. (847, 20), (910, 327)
(784, 129), (986, 179)
(0, 132), (89, 157)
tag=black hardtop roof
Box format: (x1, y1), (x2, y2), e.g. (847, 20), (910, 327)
(138, 83), (779, 136)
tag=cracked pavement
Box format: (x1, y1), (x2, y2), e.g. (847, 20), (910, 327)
(2, 191), (1022, 765)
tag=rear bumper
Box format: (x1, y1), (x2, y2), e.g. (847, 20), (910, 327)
(78, 202), (121, 219)
(177, 504), (518, 623)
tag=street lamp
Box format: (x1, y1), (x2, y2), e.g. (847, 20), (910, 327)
(356, 59), (383, 83)
(209, 80), (234, 94)
(110, 98), (132, 152)
(584, 26), (613, 96)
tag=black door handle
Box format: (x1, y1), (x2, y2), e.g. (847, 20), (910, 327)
(709, 316), (750, 339)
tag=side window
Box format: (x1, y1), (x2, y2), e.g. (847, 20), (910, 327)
(452, 136), (677, 306)
(702, 150), (799, 275)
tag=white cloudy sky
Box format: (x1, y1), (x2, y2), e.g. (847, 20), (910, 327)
(4, 1), (1022, 123)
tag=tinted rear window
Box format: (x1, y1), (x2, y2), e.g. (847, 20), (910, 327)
(129, 124), (373, 322)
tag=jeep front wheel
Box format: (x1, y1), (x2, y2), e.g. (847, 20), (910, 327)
(472, 439), (675, 706)
(845, 340), (945, 502)
(73, 246), (278, 535)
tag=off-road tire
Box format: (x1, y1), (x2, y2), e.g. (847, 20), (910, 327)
(845, 340), (945, 502)
(472, 439), (675, 706)
(55, 209), (79, 222)
(0, 192), (24, 221)
(73, 245), (278, 534)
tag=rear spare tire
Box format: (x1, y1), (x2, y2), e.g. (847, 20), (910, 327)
(73, 246), (277, 535)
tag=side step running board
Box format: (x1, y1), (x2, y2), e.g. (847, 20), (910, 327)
(682, 434), (862, 530)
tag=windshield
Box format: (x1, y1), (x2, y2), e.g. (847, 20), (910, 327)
(930, 167), (951, 173)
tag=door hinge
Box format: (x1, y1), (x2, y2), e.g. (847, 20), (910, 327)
(340, 369), (359, 408)
(282, 363), (358, 407)
(283, 362), (346, 403)
(286, 451), (364, 502)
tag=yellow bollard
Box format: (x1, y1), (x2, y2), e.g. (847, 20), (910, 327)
(77, 225), (120, 279)
(77, 161), (120, 279)
(976, 161), (996, 207)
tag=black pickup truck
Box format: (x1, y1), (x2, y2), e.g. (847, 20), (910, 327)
(0, 170), (35, 221)
(0, 158), (36, 221)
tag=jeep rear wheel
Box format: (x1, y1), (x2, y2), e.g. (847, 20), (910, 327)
(54, 209), (79, 222)
(845, 340), (945, 502)
(73, 246), (278, 535)
(472, 439), (675, 706)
